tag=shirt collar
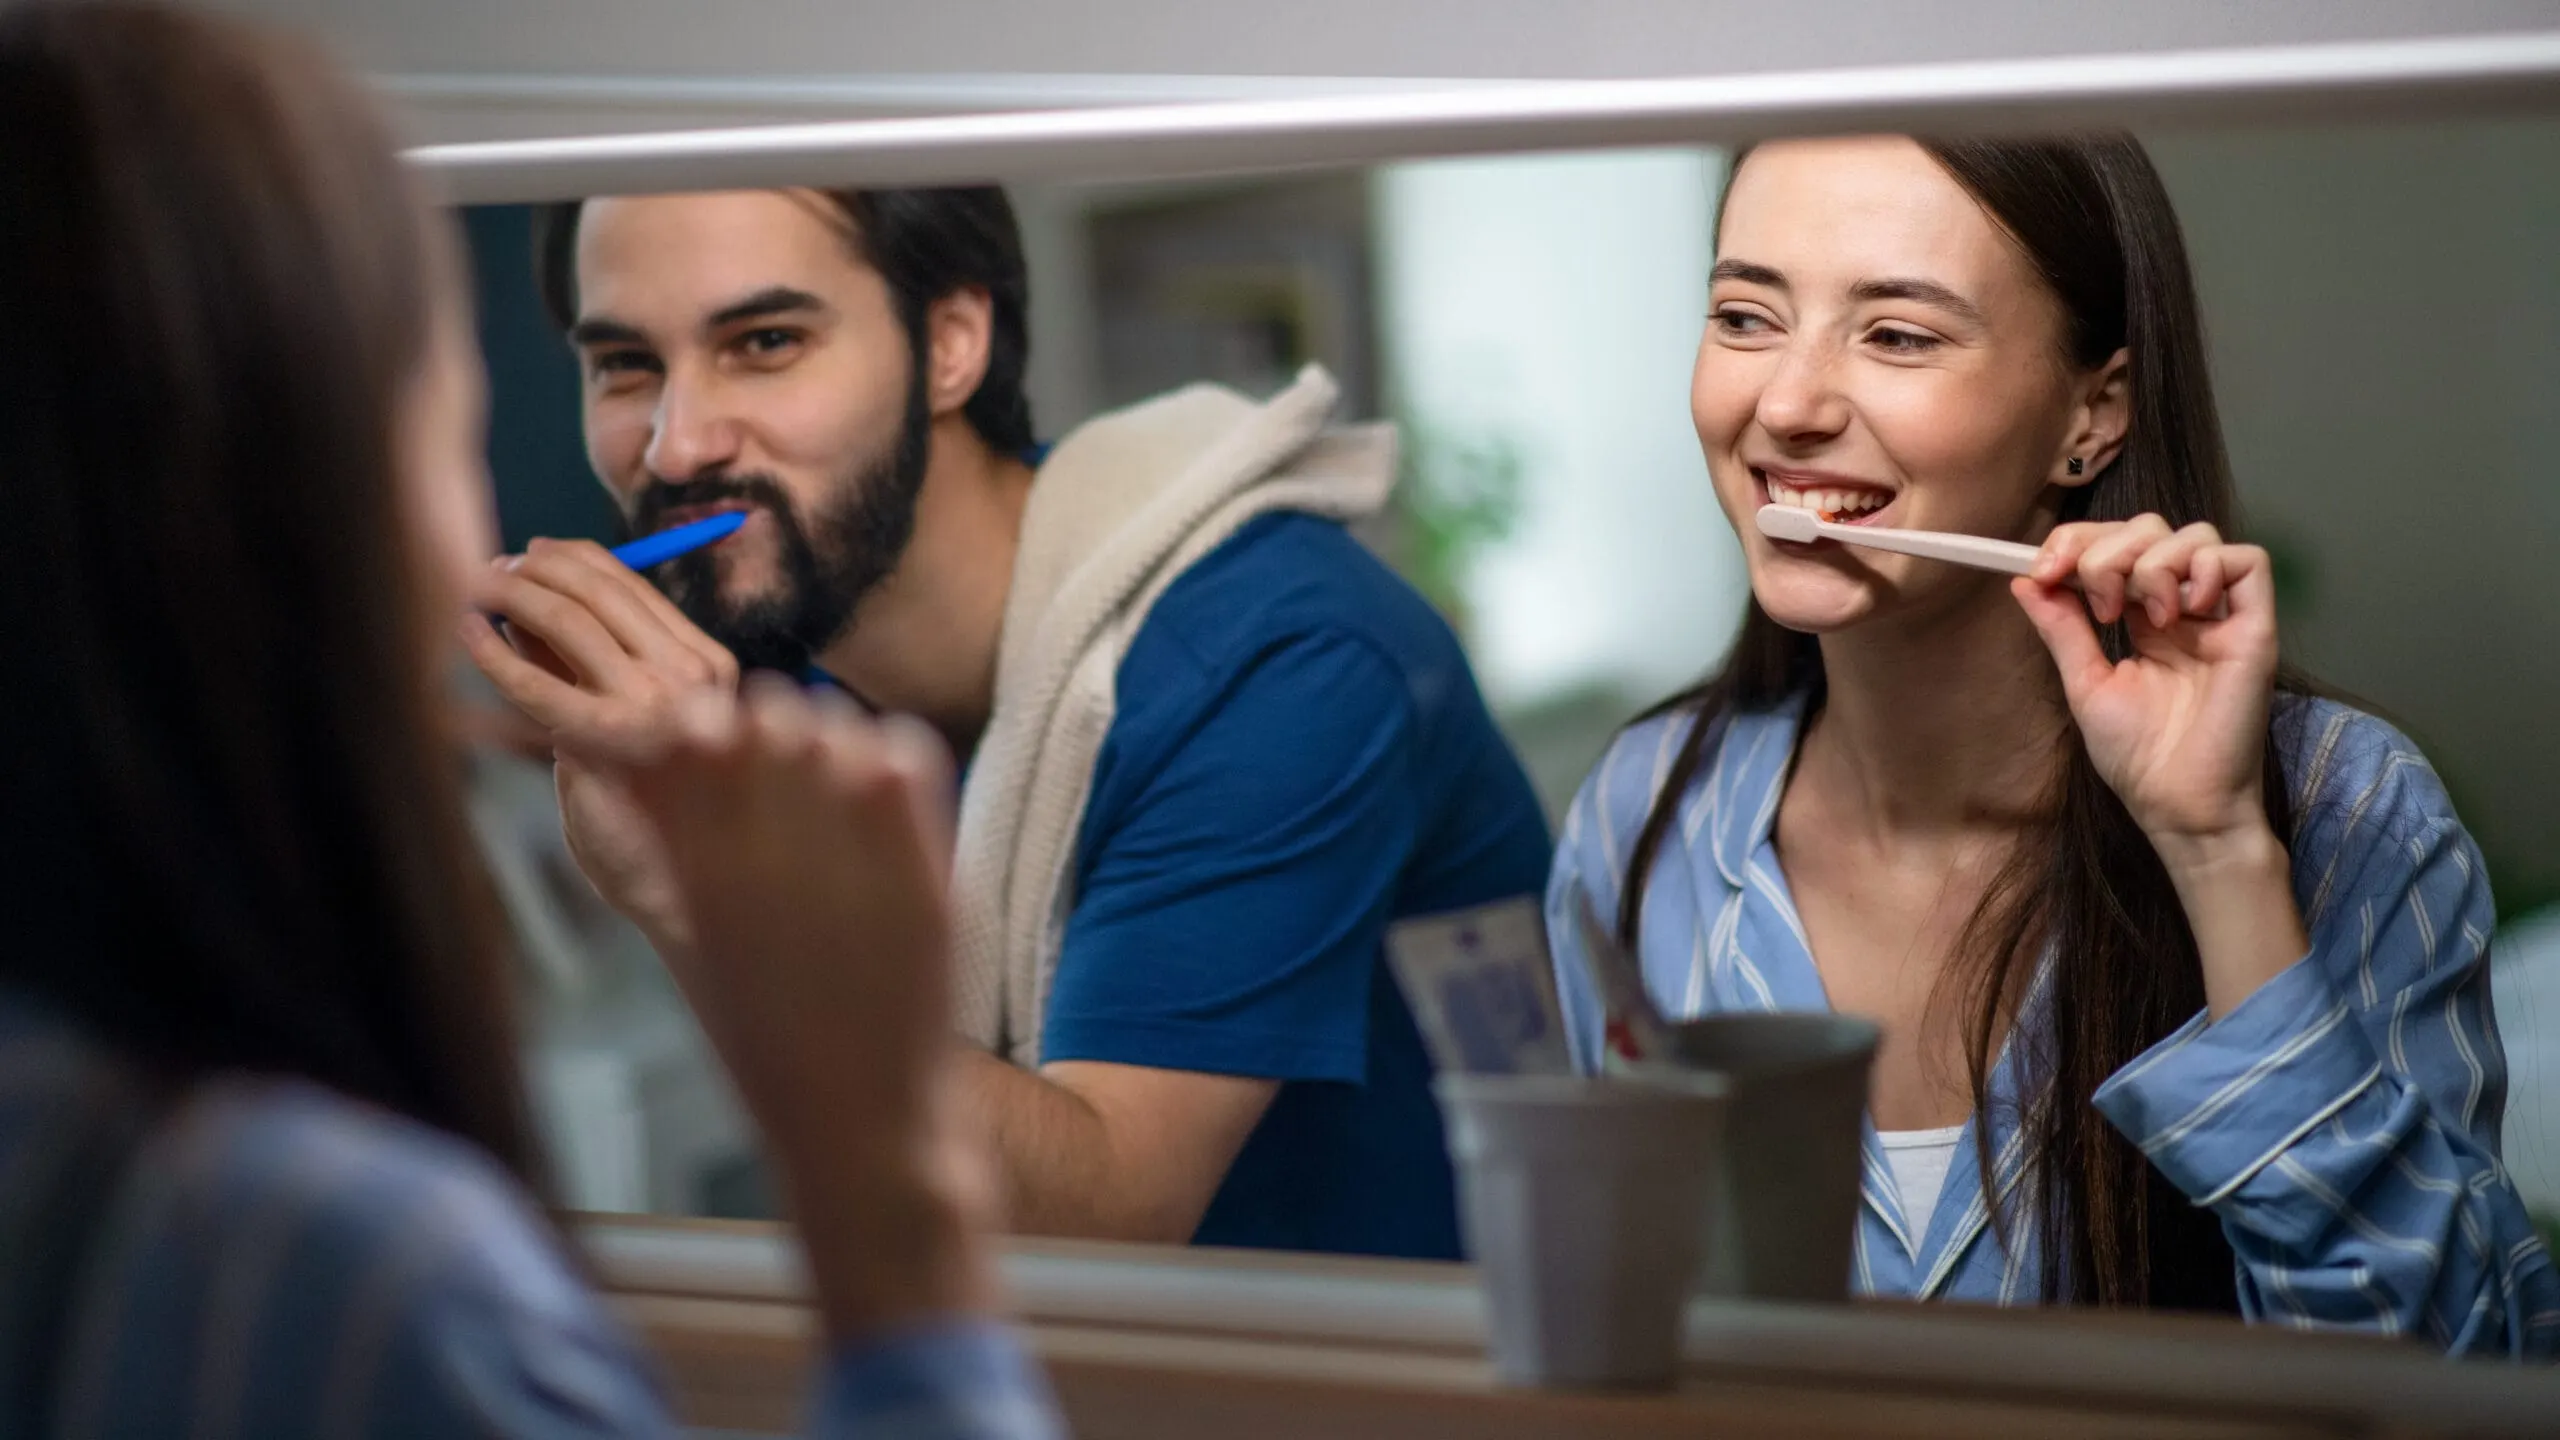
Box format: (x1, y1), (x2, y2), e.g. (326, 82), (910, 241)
(1689, 687), (2055, 1294)
(1702, 691), (1811, 893)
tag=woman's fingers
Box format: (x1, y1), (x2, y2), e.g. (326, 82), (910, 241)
(621, 679), (956, 876)
(2211, 542), (2280, 648)
(2069, 514), (2177, 625)
(740, 671), (824, 763)
(2127, 522), (2223, 629)
(2031, 521), (2105, 586)
(2033, 515), (2255, 630)
(2012, 574), (2113, 701)
(873, 713), (959, 887)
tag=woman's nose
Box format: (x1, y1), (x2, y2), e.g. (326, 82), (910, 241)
(1753, 339), (1852, 444)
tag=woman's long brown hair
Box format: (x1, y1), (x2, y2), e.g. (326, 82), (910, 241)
(1620, 136), (2297, 1309)
(0, 4), (543, 1184)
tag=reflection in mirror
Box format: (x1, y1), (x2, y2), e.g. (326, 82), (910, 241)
(460, 120), (2559, 1333)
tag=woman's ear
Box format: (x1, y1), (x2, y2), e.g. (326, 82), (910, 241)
(923, 286), (994, 421)
(2057, 346), (2131, 488)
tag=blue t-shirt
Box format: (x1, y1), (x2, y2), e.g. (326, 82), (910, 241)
(1038, 512), (1552, 1261)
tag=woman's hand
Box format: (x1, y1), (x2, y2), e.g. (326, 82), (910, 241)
(607, 675), (1000, 1339)
(2013, 514), (2280, 854)
(2015, 515), (2307, 1016)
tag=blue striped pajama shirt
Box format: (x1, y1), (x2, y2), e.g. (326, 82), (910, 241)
(0, 996), (1065, 1438)
(1546, 690), (2560, 1355)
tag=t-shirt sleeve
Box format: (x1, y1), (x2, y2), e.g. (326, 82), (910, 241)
(1039, 629), (1420, 1084)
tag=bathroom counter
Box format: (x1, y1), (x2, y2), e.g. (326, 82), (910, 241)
(579, 1213), (2555, 1438)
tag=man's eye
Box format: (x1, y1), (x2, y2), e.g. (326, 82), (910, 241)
(740, 328), (801, 357)
(590, 350), (658, 378)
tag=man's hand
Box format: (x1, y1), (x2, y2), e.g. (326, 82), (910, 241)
(459, 537), (739, 948)
(555, 756), (690, 953)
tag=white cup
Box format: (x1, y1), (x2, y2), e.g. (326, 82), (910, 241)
(1434, 1072), (1727, 1388)
(1628, 1013), (1880, 1302)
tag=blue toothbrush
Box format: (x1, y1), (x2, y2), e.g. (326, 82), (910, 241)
(609, 509), (748, 569)
(485, 511), (745, 637)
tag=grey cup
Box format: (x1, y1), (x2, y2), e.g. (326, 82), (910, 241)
(1434, 1073), (1727, 1389)
(1632, 1012), (1880, 1303)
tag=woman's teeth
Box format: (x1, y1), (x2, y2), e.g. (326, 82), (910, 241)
(1765, 479), (1888, 518)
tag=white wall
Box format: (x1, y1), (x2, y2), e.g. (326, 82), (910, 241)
(1371, 150), (1743, 712)
(2149, 117), (2560, 913)
(2149, 119), (2560, 1211)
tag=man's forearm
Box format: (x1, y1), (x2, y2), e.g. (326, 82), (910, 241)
(954, 1049), (1195, 1244)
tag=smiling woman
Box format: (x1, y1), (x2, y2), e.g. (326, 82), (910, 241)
(1543, 132), (2560, 1350)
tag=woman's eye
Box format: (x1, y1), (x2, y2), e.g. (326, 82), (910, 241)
(1867, 326), (1943, 354)
(739, 328), (802, 359)
(1711, 308), (1773, 336)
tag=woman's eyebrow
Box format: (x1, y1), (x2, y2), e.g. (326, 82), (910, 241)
(1849, 276), (1986, 325)
(1709, 258), (1786, 288)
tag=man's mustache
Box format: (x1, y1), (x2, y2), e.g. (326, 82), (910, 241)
(628, 473), (797, 536)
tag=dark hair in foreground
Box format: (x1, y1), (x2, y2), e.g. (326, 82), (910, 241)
(1621, 135), (2293, 1310)
(0, 4), (542, 1182)
(533, 188), (1037, 455)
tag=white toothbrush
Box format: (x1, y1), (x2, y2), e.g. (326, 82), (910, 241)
(1755, 503), (2045, 574)
(1753, 504), (2216, 615)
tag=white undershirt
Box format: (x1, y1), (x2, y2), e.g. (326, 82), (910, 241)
(1878, 1124), (1966, 1245)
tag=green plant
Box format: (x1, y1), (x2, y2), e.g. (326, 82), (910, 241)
(1391, 422), (1526, 622)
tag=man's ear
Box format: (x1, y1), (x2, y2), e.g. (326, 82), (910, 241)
(2057, 346), (2131, 488)
(923, 287), (994, 420)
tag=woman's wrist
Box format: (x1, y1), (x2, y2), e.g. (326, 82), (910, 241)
(2147, 818), (2309, 1019)
(2147, 813), (2287, 884)
(779, 1116), (1002, 1344)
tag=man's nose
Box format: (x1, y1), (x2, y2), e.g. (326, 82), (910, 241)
(642, 371), (747, 481)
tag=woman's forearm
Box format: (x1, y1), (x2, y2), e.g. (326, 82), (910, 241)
(2154, 822), (2310, 1020)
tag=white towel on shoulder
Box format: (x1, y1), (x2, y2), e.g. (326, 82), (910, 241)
(950, 364), (1398, 1065)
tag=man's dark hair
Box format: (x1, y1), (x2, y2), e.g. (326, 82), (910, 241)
(533, 187), (1034, 454)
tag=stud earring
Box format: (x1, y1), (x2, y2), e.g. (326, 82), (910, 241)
(2067, 456), (2086, 476)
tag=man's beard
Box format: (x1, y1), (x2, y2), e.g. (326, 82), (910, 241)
(626, 378), (930, 677)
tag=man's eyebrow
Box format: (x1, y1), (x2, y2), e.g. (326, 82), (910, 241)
(1710, 258), (1786, 288)
(568, 288), (831, 350)
(1849, 276), (1986, 325)
(567, 316), (644, 348)
(704, 286), (829, 331)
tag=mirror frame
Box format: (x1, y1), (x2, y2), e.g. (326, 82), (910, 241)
(413, 32), (2560, 204)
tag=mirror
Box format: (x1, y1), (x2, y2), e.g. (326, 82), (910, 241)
(455, 119), (2559, 1281)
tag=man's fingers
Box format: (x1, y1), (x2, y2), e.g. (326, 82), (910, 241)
(472, 565), (642, 689)
(517, 539), (734, 686)
(458, 612), (610, 732)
